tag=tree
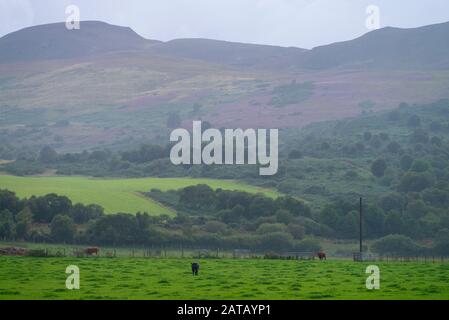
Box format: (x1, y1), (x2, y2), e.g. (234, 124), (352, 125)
(398, 172), (435, 193)
(384, 211), (403, 235)
(248, 196), (276, 217)
(275, 209), (294, 224)
(371, 158), (387, 178)
(202, 220), (227, 234)
(405, 200), (427, 219)
(256, 223), (287, 234)
(0, 189), (22, 215)
(410, 129), (429, 144)
(287, 223), (305, 240)
(179, 184), (216, 210)
(70, 203), (104, 224)
(87, 213), (139, 245)
(379, 193), (405, 213)
(407, 114), (421, 127)
(400, 154), (414, 171)
(336, 212), (358, 239)
(434, 229), (449, 255)
(50, 214), (75, 243)
(410, 159), (431, 173)
(259, 232), (293, 251)
(422, 188), (449, 208)
(15, 207), (33, 239)
(275, 196), (311, 217)
(369, 135), (383, 148)
(371, 235), (421, 256)
(363, 205), (385, 238)
(39, 146), (58, 163)
(0, 209), (15, 240)
(29, 194), (72, 223)
(430, 136), (442, 147)
(385, 141), (401, 154)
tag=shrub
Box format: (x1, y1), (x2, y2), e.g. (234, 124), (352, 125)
(371, 158), (387, 177)
(371, 235), (422, 256)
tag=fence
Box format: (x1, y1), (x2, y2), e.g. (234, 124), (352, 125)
(3, 244), (448, 262)
(353, 252), (449, 263)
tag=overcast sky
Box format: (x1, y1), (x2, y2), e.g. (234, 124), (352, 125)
(1, 0), (449, 49)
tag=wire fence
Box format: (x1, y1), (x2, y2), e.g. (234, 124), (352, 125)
(2, 245), (448, 263)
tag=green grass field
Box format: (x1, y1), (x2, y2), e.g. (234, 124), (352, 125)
(0, 174), (280, 215)
(0, 256), (448, 300)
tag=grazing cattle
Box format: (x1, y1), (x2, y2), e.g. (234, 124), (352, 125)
(85, 247), (99, 256)
(317, 251), (326, 261)
(191, 262), (200, 276)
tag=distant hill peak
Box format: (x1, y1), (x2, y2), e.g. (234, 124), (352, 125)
(0, 20), (152, 63)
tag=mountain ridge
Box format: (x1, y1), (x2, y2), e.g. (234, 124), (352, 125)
(2, 20), (449, 70)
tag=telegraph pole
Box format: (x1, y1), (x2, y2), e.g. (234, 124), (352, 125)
(359, 197), (363, 254)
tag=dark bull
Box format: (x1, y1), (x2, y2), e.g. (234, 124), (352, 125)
(191, 262), (199, 275)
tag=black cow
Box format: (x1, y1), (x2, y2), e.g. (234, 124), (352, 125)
(191, 262), (200, 276)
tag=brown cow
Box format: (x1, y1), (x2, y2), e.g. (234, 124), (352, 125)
(85, 247), (99, 256)
(317, 251), (326, 261)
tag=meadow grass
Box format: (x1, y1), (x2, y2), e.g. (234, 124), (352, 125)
(0, 174), (280, 215)
(0, 256), (448, 300)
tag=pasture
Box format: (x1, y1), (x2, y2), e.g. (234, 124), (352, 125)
(0, 174), (280, 215)
(0, 256), (448, 300)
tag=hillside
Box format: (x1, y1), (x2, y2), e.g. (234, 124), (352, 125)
(147, 38), (305, 68)
(0, 21), (154, 63)
(1, 21), (449, 152)
(300, 22), (449, 70)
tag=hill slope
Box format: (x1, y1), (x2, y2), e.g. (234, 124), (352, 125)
(148, 38), (305, 68)
(1, 21), (449, 151)
(300, 22), (449, 70)
(0, 21), (155, 63)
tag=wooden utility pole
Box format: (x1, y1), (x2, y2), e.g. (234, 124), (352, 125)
(359, 197), (363, 254)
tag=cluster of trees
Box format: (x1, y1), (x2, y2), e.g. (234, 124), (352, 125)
(151, 184), (449, 242)
(0, 189), (103, 242)
(177, 184), (311, 219)
(2, 184), (448, 255)
(316, 193), (449, 240)
(0, 188), (322, 252)
(84, 212), (321, 252)
(371, 232), (449, 256)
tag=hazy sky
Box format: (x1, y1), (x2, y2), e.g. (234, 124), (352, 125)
(1, 0), (449, 49)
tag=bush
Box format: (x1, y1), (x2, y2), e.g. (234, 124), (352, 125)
(433, 229), (449, 255)
(259, 232), (293, 252)
(371, 235), (423, 256)
(371, 158), (387, 177)
(398, 172), (435, 192)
